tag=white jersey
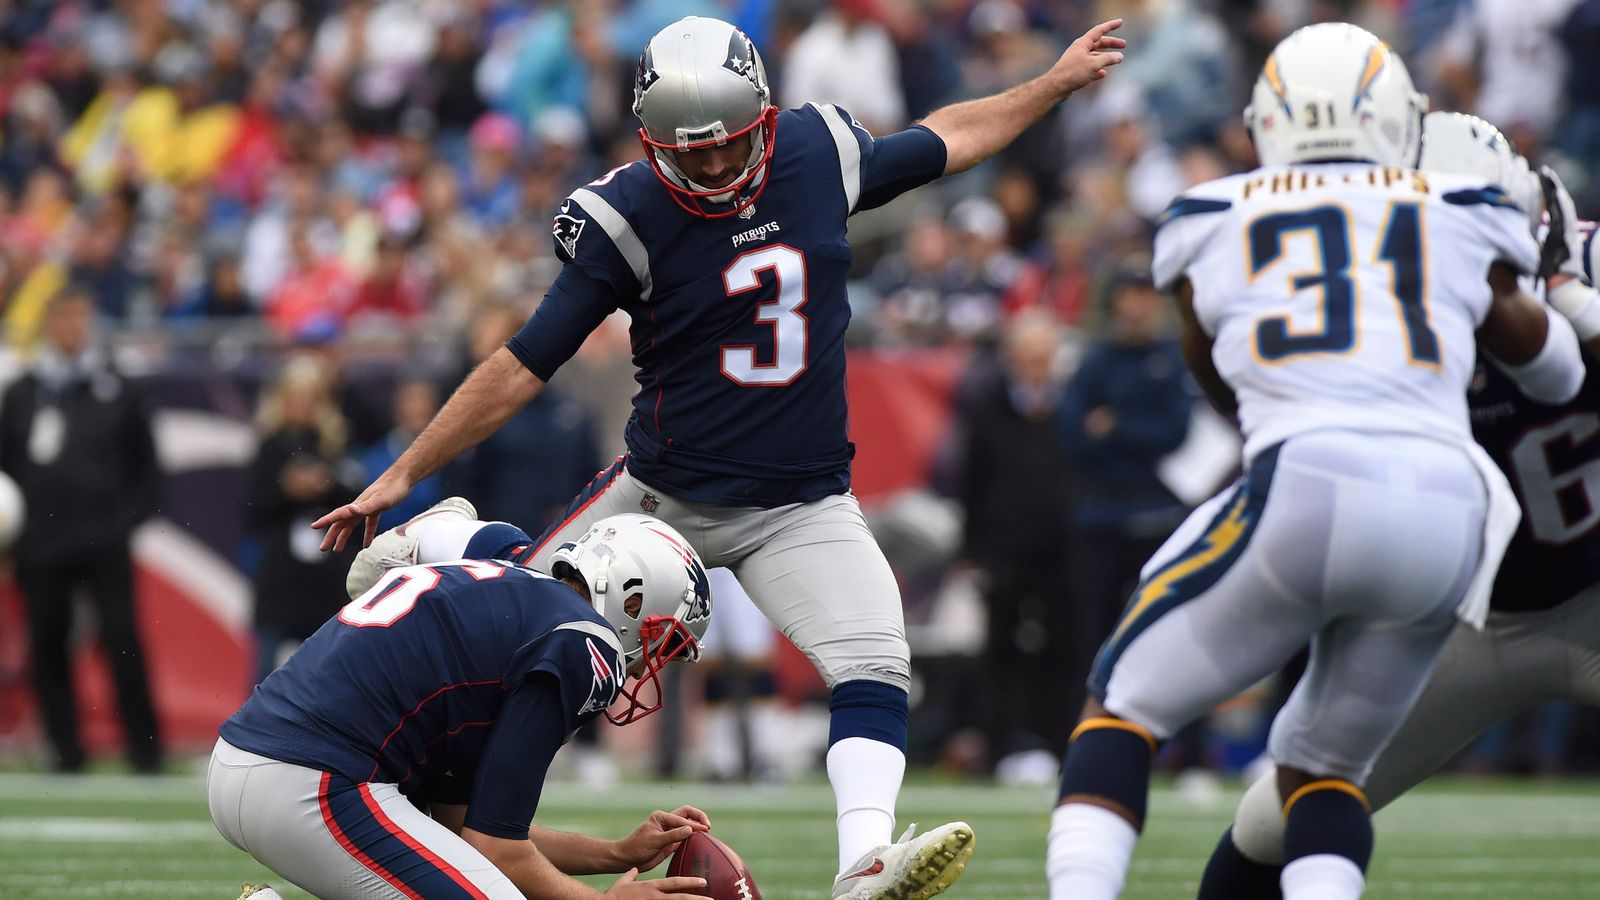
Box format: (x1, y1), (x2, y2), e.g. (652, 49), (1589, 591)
(1154, 162), (1540, 461)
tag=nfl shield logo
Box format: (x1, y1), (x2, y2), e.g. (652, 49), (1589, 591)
(640, 493), (660, 514)
(738, 202), (757, 219)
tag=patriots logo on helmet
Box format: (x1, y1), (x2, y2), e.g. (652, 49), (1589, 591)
(553, 205), (586, 260)
(635, 47), (661, 98)
(722, 31), (760, 90)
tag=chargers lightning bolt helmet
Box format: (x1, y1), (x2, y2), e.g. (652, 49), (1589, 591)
(1245, 23), (1427, 168)
(633, 16), (776, 219)
(550, 514), (712, 724)
(1419, 111), (1543, 228)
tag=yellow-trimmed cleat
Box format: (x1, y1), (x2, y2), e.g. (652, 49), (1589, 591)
(831, 821), (975, 900)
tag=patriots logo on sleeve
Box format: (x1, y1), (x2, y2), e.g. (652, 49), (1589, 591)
(579, 637), (625, 716)
(553, 203), (587, 260)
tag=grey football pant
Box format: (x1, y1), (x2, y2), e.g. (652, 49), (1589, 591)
(1232, 582), (1600, 863)
(532, 464), (910, 691)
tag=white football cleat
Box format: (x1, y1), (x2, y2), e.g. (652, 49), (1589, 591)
(236, 885), (284, 900)
(831, 821), (975, 900)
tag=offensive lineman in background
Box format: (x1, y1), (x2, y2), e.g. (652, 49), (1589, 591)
(1045, 24), (1585, 900)
(315, 14), (1128, 900)
(1194, 111), (1600, 900)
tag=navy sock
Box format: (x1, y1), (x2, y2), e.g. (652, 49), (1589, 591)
(1283, 782), (1373, 871)
(1056, 720), (1156, 826)
(828, 680), (908, 752)
(1196, 827), (1284, 900)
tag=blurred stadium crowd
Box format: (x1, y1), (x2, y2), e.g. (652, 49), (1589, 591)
(2, 0), (1600, 780)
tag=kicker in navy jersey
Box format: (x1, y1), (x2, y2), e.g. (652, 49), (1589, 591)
(507, 102), (946, 507)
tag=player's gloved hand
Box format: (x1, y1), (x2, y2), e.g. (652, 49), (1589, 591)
(613, 806), (712, 872)
(605, 868), (711, 899)
(1538, 165), (1585, 281)
(344, 497), (478, 600)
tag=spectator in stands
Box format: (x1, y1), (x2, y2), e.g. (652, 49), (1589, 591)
(1432, 0), (1578, 153)
(1056, 267), (1193, 726)
(782, 0), (906, 132)
(443, 305), (601, 536)
(246, 354), (359, 684)
(360, 377), (444, 531)
(1003, 210), (1099, 327)
(951, 310), (1075, 769)
(264, 222), (358, 338)
(0, 287), (163, 773)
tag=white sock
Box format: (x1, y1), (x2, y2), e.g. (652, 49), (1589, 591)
(1046, 803), (1137, 900)
(827, 737), (905, 873)
(1281, 854), (1365, 900)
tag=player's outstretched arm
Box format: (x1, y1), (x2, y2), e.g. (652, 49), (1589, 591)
(313, 347), (545, 552)
(462, 827), (711, 899)
(530, 806), (709, 875)
(921, 18), (1124, 175)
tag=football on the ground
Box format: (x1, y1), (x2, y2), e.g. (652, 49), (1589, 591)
(667, 831), (761, 899)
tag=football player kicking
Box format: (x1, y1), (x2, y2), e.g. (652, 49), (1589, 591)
(1193, 112), (1600, 900)
(1044, 24), (1587, 900)
(313, 14), (1126, 899)
(210, 505), (717, 900)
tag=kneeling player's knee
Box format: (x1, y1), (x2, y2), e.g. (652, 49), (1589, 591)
(1280, 775), (1373, 871)
(1057, 715), (1160, 829)
(1231, 773), (1288, 865)
(828, 680), (909, 752)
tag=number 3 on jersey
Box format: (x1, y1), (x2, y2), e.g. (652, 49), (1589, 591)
(721, 244), (809, 386)
(1249, 203), (1438, 366)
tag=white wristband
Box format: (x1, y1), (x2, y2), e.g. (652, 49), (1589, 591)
(1547, 279), (1600, 341)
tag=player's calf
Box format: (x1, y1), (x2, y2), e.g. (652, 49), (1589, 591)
(1279, 772), (1372, 900)
(1196, 828), (1284, 900)
(1046, 710), (1159, 900)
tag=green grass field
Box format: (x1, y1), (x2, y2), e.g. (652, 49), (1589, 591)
(1, 771), (1597, 898)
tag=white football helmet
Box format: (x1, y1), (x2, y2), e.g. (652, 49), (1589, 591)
(1245, 23), (1427, 168)
(633, 16), (775, 219)
(550, 514), (712, 724)
(1420, 111), (1543, 227)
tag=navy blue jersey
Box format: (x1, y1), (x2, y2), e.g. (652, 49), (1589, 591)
(221, 554), (624, 838)
(509, 103), (947, 507)
(1469, 350), (1600, 612)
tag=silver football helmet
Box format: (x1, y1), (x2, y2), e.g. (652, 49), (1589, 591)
(1245, 23), (1427, 168)
(550, 514), (712, 724)
(633, 16), (775, 219)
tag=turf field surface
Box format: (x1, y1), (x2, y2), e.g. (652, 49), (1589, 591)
(1, 772), (1597, 898)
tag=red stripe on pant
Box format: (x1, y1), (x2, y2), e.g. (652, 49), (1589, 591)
(356, 783), (489, 900)
(318, 772), (424, 900)
(532, 457), (626, 557)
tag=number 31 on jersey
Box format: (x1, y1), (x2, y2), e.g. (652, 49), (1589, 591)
(1249, 203), (1438, 366)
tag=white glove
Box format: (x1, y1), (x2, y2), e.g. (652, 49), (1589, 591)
(1538, 165), (1586, 281)
(345, 496), (479, 600)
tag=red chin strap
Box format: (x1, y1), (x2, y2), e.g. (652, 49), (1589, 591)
(605, 615), (701, 725)
(638, 106), (779, 220)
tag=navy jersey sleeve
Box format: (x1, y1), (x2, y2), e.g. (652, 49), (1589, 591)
(809, 103), (947, 215)
(462, 674), (567, 839)
(506, 265), (620, 382)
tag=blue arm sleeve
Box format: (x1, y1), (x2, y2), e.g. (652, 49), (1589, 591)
(462, 674), (566, 840)
(464, 522), (535, 562)
(506, 265), (620, 382)
(856, 123), (947, 212)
